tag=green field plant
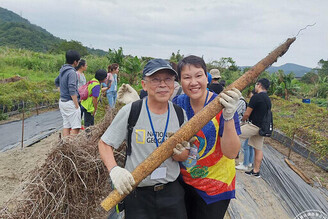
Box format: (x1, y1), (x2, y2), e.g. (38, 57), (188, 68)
(271, 95), (328, 158)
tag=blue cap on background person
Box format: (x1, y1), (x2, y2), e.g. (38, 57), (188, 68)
(143, 59), (178, 78)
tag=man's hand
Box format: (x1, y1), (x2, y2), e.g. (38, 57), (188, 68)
(109, 166), (135, 195)
(220, 88), (242, 121)
(173, 136), (197, 155)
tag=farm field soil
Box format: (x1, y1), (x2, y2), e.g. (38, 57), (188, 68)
(0, 132), (59, 207)
(0, 133), (327, 217)
(264, 138), (328, 189)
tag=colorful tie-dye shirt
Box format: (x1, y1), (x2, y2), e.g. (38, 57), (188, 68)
(173, 93), (241, 204)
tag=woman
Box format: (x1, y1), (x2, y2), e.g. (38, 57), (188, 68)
(173, 55), (241, 219)
(104, 63), (119, 108)
(75, 59), (87, 88)
(76, 59), (87, 119)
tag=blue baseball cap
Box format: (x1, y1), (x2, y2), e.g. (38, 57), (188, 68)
(143, 59), (178, 78)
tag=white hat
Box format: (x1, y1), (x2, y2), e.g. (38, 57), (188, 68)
(209, 69), (221, 79)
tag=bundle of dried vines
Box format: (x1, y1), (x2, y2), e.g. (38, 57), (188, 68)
(0, 107), (121, 218)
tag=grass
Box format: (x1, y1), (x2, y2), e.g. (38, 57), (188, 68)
(271, 95), (328, 157)
(1, 46), (326, 159)
(0, 47), (116, 116)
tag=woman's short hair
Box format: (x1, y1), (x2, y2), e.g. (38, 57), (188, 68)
(177, 55), (207, 80)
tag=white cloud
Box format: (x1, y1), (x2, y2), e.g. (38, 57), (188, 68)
(1, 0), (327, 68)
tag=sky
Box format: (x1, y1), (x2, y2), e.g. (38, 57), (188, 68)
(1, 0), (327, 68)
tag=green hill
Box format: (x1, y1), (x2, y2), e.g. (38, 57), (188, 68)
(0, 7), (29, 23)
(0, 7), (62, 52)
(0, 7), (106, 55)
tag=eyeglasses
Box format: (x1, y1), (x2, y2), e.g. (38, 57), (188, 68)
(144, 77), (175, 86)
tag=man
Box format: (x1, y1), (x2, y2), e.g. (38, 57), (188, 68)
(98, 59), (189, 219)
(208, 69), (224, 94)
(55, 50), (81, 137)
(239, 78), (271, 178)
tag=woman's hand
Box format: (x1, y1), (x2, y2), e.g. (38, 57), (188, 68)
(219, 88), (242, 121)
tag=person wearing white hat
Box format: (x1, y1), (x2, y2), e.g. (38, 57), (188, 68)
(208, 68), (224, 94)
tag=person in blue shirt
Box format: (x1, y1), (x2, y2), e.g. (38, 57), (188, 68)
(104, 63), (119, 108)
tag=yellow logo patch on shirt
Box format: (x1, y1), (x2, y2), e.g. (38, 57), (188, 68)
(136, 129), (146, 144)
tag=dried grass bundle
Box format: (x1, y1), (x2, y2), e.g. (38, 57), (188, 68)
(0, 107), (125, 218)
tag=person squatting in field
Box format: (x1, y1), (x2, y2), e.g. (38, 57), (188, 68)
(99, 58), (194, 219)
(80, 69), (107, 127)
(173, 55), (241, 219)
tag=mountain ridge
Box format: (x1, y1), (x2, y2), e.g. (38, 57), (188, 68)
(239, 63), (312, 77)
(0, 7), (107, 55)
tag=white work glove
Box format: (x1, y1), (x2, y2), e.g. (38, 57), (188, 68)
(173, 137), (197, 155)
(109, 166), (135, 195)
(219, 88), (242, 121)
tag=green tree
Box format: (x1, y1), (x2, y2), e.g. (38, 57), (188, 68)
(301, 71), (319, 84)
(317, 59), (328, 78)
(275, 70), (300, 100)
(170, 50), (184, 63)
(49, 40), (88, 56)
(217, 57), (238, 71)
(121, 56), (144, 85)
(206, 60), (224, 73)
(313, 75), (328, 98)
(141, 56), (154, 63)
(268, 72), (279, 95)
(107, 47), (124, 66)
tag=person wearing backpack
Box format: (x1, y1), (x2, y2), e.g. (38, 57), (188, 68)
(98, 59), (191, 219)
(239, 78), (272, 178)
(80, 69), (107, 127)
(55, 50), (81, 137)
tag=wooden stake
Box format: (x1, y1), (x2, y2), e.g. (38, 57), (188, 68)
(284, 158), (312, 185)
(36, 103), (39, 115)
(21, 101), (25, 149)
(288, 132), (295, 159)
(101, 37), (296, 211)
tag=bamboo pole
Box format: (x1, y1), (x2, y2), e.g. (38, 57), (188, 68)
(101, 37), (296, 211)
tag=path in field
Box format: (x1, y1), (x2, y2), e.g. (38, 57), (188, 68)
(229, 144), (328, 218)
(0, 110), (62, 152)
